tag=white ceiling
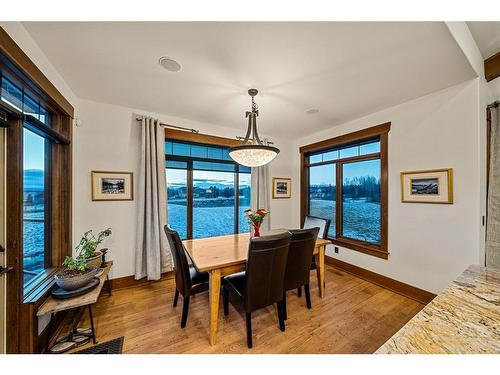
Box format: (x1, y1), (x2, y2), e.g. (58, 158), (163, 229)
(467, 22), (500, 59)
(23, 22), (475, 139)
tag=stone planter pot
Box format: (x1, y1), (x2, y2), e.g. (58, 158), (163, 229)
(85, 250), (103, 269)
(54, 266), (99, 291)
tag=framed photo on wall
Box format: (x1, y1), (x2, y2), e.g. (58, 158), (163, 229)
(272, 177), (292, 199)
(91, 171), (134, 201)
(400, 168), (453, 204)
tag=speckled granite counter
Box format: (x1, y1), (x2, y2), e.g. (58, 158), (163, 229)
(376, 265), (500, 354)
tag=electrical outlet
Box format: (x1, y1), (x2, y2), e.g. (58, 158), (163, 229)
(334, 246), (339, 254)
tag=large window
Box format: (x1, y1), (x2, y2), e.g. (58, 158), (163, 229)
(301, 123), (389, 259)
(22, 129), (49, 286)
(166, 140), (251, 239)
(1, 73), (54, 288)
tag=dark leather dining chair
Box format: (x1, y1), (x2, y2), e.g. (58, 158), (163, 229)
(222, 232), (292, 348)
(303, 215), (331, 240)
(164, 225), (209, 328)
(299, 215), (331, 297)
(282, 227), (320, 319)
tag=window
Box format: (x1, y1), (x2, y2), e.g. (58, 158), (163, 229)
(166, 140), (251, 239)
(301, 123), (389, 259)
(22, 129), (49, 286)
(1, 75), (51, 125)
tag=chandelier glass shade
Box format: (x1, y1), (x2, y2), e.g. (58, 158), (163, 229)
(229, 89), (280, 167)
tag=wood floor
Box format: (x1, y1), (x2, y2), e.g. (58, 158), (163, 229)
(74, 265), (424, 354)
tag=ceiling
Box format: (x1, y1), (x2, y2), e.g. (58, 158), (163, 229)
(23, 22), (475, 139)
(467, 22), (500, 59)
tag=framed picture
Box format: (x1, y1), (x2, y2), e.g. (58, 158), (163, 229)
(272, 177), (292, 199)
(400, 168), (453, 204)
(91, 171), (134, 201)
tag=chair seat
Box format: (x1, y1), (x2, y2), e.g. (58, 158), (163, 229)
(223, 271), (246, 297)
(189, 266), (209, 285)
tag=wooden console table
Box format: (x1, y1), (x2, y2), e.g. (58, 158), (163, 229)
(38, 261), (113, 353)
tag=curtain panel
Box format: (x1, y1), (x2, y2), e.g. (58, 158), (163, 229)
(135, 117), (172, 280)
(487, 105), (500, 268)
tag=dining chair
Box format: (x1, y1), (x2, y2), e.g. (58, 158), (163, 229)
(299, 215), (331, 297)
(164, 225), (209, 328)
(282, 227), (320, 319)
(222, 231), (292, 348)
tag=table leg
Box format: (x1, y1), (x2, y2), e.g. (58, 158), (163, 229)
(315, 245), (325, 298)
(88, 305), (97, 344)
(209, 269), (221, 345)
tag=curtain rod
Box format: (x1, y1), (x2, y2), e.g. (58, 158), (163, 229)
(135, 116), (199, 133)
(487, 100), (499, 109)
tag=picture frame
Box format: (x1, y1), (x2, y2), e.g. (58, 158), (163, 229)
(272, 177), (292, 199)
(91, 171), (134, 201)
(400, 168), (453, 204)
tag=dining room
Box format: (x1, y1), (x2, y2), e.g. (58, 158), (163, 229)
(1, 3), (500, 366)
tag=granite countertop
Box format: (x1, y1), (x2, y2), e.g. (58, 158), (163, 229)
(376, 264), (500, 354)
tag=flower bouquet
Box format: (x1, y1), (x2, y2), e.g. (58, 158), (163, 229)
(244, 208), (269, 237)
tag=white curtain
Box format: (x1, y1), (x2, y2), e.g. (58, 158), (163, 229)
(251, 165), (271, 230)
(486, 105), (500, 268)
(135, 117), (172, 280)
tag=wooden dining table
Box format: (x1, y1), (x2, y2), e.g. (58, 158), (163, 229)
(183, 229), (331, 345)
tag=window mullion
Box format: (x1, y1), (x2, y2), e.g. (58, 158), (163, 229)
(234, 167), (239, 234)
(336, 161), (342, 239)
(187, 161), (193, 239)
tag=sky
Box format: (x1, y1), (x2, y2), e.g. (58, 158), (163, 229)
(166, 169), (251, 187)
(23, 128), (45, 170)
(309, 159), (380, 186)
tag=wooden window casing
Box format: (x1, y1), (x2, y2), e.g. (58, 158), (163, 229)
(1, 26), (73, 353)
(300, 122), (390, 259)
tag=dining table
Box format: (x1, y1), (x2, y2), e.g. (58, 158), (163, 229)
(183, 229), (331, 345)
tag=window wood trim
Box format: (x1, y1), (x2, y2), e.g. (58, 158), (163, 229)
(2, 67), (72, 354)
(300, 122), (390, 259)
(0, 26), (74, 117)
(485, 51), (500, 82)
(165, 128), (241, 148)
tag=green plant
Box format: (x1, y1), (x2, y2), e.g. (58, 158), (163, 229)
(75, 228), (112, 259)
(63, 256), (89, 272)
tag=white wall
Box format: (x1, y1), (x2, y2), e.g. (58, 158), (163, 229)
(292, 80), (482, 294)
(490, 79), (500, 101)
(74, 99), (295, 279)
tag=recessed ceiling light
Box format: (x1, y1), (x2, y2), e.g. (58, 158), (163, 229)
(158, 56), (182, 72)
(306, 108), (319, 115)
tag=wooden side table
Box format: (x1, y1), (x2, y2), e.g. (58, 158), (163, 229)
(37, 261), (113, 353)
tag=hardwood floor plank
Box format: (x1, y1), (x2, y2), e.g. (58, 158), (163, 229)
(72, 265), (424, 354)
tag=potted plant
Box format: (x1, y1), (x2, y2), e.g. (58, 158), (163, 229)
(244, 209), (269, 237)
(75, 228), (112, 268)
(54, 256), (100, 291)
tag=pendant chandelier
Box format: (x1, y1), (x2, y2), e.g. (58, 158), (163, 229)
(229, 89), (280, 167)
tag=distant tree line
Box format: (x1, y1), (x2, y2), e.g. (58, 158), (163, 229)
(168, 185), (251, 200)
(310, 175), (380, 203)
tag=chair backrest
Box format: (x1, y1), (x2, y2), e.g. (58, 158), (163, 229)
(303, 215), (331, 239)
(283, 227), (320, 291)
(164, 225), (192, 296)
(244, 231), (292, 312)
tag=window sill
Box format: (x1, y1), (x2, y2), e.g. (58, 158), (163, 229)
(329, 237), (388, 260)
(23, 267), (59, 304)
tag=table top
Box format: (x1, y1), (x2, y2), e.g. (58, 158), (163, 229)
(183, 230), (330, 273)
(37, 261), (113, 316)
(376, 264), (500, 354)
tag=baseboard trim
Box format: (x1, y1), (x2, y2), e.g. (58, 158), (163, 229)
(110, 271), (174, 290)
(325, 256), (436, 305)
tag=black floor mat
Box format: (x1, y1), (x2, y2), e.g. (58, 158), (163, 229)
(73, 337), (124, 354)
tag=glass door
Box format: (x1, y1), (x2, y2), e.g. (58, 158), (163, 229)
(192, 169), (235, 239)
